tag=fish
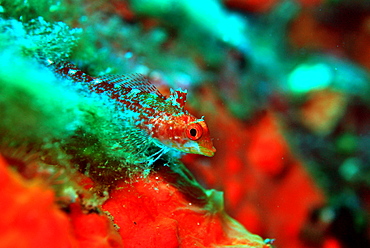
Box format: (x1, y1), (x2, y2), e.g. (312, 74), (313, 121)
(51, 61), (216, 157)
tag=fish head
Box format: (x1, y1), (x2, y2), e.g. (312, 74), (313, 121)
(182, 118), (216, 157)
(149, 113), (216, 157)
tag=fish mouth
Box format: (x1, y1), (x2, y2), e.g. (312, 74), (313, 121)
(199, 146), (216, 157)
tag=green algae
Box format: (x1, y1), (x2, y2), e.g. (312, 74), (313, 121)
(0, 0), (85, 23)
(0, 17), (80, 62)
(0, 52), (82, 141)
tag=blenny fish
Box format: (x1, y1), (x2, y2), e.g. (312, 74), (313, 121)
(51, 61), (216, 158)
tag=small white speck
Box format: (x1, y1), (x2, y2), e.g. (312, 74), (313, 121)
(124, 51), (133, 59)
(92, 78), (102, 84)
(68, 69), (77, 75)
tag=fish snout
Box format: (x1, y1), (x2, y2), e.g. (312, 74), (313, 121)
(200, 145), (216, 157)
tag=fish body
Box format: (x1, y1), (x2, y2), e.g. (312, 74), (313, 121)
(52, 62), (216, 157)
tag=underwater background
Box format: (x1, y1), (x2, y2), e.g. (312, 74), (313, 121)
(1, 0), (370, 247)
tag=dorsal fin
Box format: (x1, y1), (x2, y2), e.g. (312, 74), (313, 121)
(96, 73), (163, 96)
(167, 88), (187, 109)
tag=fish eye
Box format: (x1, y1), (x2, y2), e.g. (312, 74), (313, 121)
(186, 123), (203, 141)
